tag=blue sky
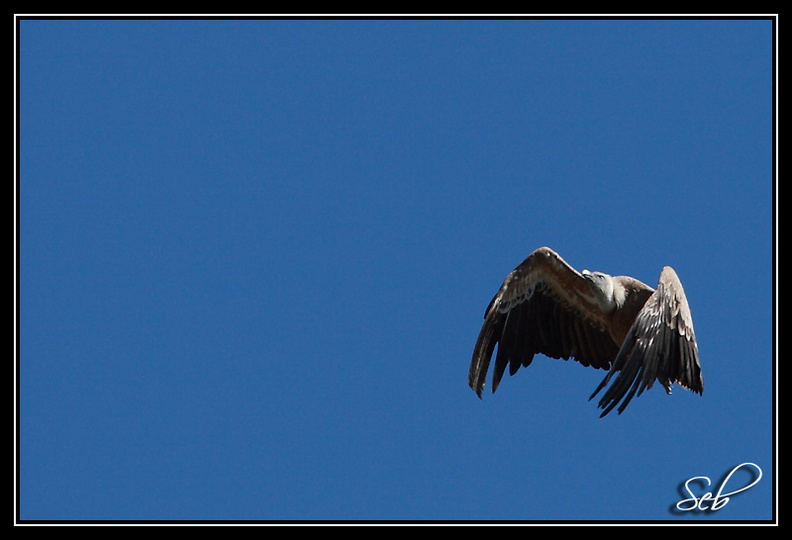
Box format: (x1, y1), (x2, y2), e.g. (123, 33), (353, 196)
(17, 17), (775, 523)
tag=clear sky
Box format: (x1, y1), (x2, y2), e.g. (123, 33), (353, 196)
(17, 17), (775, 523)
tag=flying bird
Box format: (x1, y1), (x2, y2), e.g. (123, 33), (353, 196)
(468, 246), (703, 416)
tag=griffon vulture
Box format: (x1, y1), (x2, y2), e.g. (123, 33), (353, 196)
(468, 246), (703, 416)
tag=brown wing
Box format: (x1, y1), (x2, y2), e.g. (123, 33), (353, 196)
(590, 266), (703, 416)
(468, 247), (621, 397)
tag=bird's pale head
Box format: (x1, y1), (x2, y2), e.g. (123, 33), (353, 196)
(582, 270), (619, 312)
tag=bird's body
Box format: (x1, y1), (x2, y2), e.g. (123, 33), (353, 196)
(469, 246), (703, 416)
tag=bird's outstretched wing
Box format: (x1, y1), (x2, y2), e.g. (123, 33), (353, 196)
(469, 246), (620, 397)
(590, 266), (703, 416)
